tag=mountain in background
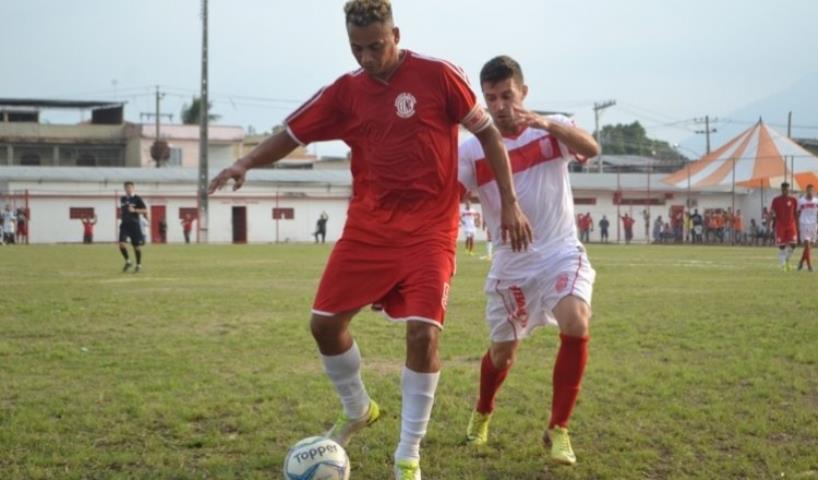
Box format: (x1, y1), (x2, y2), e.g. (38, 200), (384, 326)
(680, 71), (818, 155)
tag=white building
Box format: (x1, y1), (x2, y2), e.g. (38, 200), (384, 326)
(1, 166), (768, 245)
(0, 167), (351, 244)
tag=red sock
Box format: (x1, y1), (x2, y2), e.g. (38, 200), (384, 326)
(806, 243), (812, 268)
(549, 334), (589, 428)
(476, 350), (510, 414)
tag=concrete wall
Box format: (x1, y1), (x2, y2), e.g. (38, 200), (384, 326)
(8, 178), (353, 244)
(7, 177), (756, 245)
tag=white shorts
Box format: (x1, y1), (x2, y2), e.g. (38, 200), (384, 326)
(800, 223), (817, 242)
(484, 248), (596, 342)
(463, 228), (477, 239)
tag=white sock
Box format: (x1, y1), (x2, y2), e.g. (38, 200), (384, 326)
(320, 342), (370, 419)
(785, 246), (794, 261)
(779, 249), (787, 265)
(394, 367), (440, 462)
(486, 241), (493, 257)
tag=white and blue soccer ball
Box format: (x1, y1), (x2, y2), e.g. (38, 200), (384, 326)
(283, 436), (350, 480)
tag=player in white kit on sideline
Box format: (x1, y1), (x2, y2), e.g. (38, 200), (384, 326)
(461, 200), (480, 255)
(797, 184), (818, 272)
(458, 56), (600, 466)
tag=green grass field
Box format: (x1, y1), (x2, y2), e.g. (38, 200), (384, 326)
(1, 243), (816, 479)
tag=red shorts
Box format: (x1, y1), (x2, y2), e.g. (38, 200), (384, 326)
(776, 224), (797, 246)
(312, 239), (455, 328)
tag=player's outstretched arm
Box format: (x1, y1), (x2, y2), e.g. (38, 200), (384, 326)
(512, 107), (600, 159)
(474, 124), (532, 251)
(208, 130), (299, 193)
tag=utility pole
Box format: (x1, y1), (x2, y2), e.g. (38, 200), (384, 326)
(593, 100), (616, 173)
(695, 115), (717, 154)
(142, 87), (172, 167)
(139, 87), (172, 125)
(787, 111), (792, 138)
(154, 85), (162, 140)
(197, 0), (209, 243)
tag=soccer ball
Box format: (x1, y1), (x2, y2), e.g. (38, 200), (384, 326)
(283, 436), (350, 480)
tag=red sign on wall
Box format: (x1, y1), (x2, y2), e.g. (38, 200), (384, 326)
(179, 207), (198, 219)
(272, 208), (294, 220)
(69, 207), (95, 219)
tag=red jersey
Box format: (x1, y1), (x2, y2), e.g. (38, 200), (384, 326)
(83, 221), (94, 235)
(182, 219), (193, 232)
(622, 216), (635, 230)
(580, 215), (592, 231)
(286, 50), (490, 247)
(771, 195), (797, 228)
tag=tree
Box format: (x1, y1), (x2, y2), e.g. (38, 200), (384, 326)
(180, 96), (220, 125)
(599, 121), (687, 161)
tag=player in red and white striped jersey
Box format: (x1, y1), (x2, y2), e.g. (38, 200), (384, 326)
(797, 184), (818, 271)
(458, 56), (600, 466)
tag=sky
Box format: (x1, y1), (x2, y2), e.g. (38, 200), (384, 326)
(2, 0), (817, 158)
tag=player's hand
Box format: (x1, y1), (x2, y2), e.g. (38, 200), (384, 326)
(512, 106), (551, 131)
(127, 205), (135, 212)
(208, 162), (248, 194)
(500, 201), (533, 251)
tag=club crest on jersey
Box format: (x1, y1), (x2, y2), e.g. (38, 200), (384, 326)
(555, 273), (570, 293)
(395, 92), (417, 119)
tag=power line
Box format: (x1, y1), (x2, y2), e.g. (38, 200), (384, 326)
(721, 118), (818, 130)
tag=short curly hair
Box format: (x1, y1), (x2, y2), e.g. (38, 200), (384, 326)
(344, 0), (393, 27)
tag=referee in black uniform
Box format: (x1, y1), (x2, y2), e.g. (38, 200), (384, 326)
(118, 181), (148, 272)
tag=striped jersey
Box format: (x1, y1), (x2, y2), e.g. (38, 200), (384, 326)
(458, 115), (586, 278)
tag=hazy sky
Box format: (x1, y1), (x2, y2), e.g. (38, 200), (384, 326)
(2, 0), (816, 157)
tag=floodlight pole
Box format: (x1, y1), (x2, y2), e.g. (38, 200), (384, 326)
(197, 0), (209, 243)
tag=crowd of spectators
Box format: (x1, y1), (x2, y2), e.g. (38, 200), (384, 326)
(576, 207), (777, 246)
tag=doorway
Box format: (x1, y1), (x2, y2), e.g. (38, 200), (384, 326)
(232, 206), (247, 243)
(150, 205), (167, 244)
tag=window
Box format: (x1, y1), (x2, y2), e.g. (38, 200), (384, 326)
(272, 208), (294, 220)
(617, 198), (665, 206)
(76, 154), (96, 166)
(69, 207), (95, 219)
(20, 154), (41, 166)
(573, 197), (597, 205)
(167, 147), (183, 167)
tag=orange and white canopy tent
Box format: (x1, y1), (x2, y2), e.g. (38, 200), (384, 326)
(663, 119), (818, 190)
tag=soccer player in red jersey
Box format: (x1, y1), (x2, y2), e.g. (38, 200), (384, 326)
(208, 2), (531, 478)
(770, 182), (799, 270)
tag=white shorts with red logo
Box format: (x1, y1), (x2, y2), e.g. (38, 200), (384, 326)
(484, 247), (595, 342)
(800, 223), (817, 242)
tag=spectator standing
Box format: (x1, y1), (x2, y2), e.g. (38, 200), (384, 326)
(81, 215), (97, 244)
(652, 216), (663, 243)
(690, 209), (703, 243)
(621, 213), (635, 244)
(598, 215), (610, 243)
(15, 208), (27, 244)
(1, 205), (17, 244)
(314, 211), (329, 244)
(181, 214), (195, 244)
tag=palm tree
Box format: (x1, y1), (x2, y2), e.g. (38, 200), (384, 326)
(180, 96), (220, 124)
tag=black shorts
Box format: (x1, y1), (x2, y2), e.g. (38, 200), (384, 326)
(119, 223), (145, 246)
